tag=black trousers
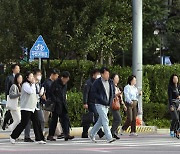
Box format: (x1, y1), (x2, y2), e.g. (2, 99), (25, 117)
(170, 104), (179, 131)
(49, 106), (70, 137)
(11, 110), (44, 141)
(82, 103), (104, 136)
(111, 109), (122, 135)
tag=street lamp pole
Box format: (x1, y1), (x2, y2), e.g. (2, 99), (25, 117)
(132, 0), (143, 122)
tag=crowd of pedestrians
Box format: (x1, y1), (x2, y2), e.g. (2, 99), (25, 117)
(3, 64), (180, 144)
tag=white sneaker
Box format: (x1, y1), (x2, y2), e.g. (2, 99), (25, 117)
(37, 140), (46, 144)
(129, 132), (138, 137)
(10, 136), (16, 144)
(89, 134), (97, 143)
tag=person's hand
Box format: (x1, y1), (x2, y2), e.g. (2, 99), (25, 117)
(139, 91), (143, 96)
(170, 106), (174, 111)
(83, 104), (88, 109)
(42, 94), (46, 101)
(123, 105), (127, 111)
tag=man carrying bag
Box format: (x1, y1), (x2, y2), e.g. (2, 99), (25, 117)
(81, 69), (104, 138)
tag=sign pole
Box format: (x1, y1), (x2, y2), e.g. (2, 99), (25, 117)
(39, 58), (41, 70)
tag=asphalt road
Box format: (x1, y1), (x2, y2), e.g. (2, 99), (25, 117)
(0, 134), (179, 154)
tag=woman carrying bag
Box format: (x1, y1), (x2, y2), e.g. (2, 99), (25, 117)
(110, 74), (127, 139)
(7, 73), (23, 131)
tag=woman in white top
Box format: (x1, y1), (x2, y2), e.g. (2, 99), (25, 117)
(8, 73), (22, 131)
(122, 75), (142, 136)
(10, 71), (45, 144)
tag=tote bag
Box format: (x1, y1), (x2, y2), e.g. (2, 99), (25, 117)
(6, 95), (19, 110)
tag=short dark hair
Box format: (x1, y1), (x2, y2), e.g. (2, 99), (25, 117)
(33, 68), (41, 75)
(11, 64), (19, 70)
(50, 68), (59, 75)
(127, 75), (136, 85)
(90, 69), (100, 77)
(169, 74), (179, 87)
(111, 73), (119, 80)
(60, 71), (70, 78)
(100, 67), (110, 74)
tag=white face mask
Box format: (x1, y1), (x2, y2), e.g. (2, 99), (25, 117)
(37, 75), (42, 81)
(96, 75), (101, 79)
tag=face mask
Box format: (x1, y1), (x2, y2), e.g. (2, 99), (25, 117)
(96, 75), (101, 79)
(37, 75), (42, 81)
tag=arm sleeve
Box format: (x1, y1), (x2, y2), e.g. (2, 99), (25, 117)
(9, 85), (21, 99)
(5, 76), (10, 97)
(168, 86), (173, 106)
(23, 83), (35, 94)
(83, 81), (90, 104)
(124, 86), (132, 103)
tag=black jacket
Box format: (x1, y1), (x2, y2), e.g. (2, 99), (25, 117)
(50, 78), (68, 115)
(91, 78), (115, 106)
(83, 78), (96, 104)
(168, 85), (180, 107)
(42, 78), (53, 100)
(5, 74), (14, 98)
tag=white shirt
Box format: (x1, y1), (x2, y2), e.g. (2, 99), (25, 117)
(124, 84), (139, 103)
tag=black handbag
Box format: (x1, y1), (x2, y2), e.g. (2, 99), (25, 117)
(43, 99), (55, 112)
(81, 112), (95, 125)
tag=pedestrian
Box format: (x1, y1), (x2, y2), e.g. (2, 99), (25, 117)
(42, 69), (64, 139)
(81, 69), (104, 138)
(23, 69), (45, 142)
(110, 73), (127, 139)
(2, 64), (20, 130)
(8, 73), (23, 131)
(168, 74), (180, 137)
(47, 71), (74, 141)
(10, 71), (45, 144)
(121, 75), (142, 137)
(89, 67), (116, 143)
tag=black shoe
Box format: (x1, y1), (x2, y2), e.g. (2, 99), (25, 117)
(24, 138), (34, 142)
(57, 133), (64, 139)
(47, 136), (56, 141)
(98, 132), (105, 138)
(113, 134), (120, 140)
(64, 135), (74, 141)
(81, 133), (88, 138)
(2, 125), (6, 130)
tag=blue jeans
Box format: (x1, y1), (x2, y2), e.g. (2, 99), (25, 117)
(90, 104), (112, 141)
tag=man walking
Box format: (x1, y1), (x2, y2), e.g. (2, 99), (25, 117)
(47, 71), (74, 141)
(82, 69), (104, 138)
(89, 67), (116, 143)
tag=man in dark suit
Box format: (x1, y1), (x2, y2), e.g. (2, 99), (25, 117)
(47, 71), (74, 141)
(2, 64), (20, 130)
(89, 67), (116, 143)
(82, 69), (104, 138)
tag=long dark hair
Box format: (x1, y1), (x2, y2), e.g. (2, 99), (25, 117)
(169, 74), (179, 87)
(23, 71), (33, 86)
(14, 73), (22, 92)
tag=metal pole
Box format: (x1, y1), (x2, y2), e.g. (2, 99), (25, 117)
(132, 0), (143, 122)
(39, 58), (41, 70)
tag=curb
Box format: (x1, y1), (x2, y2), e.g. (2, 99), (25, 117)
(70, 126), (157, 136)
(0, 126), (158, 139)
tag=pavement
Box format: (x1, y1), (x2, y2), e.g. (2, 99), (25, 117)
(0, 130), (179, 154)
